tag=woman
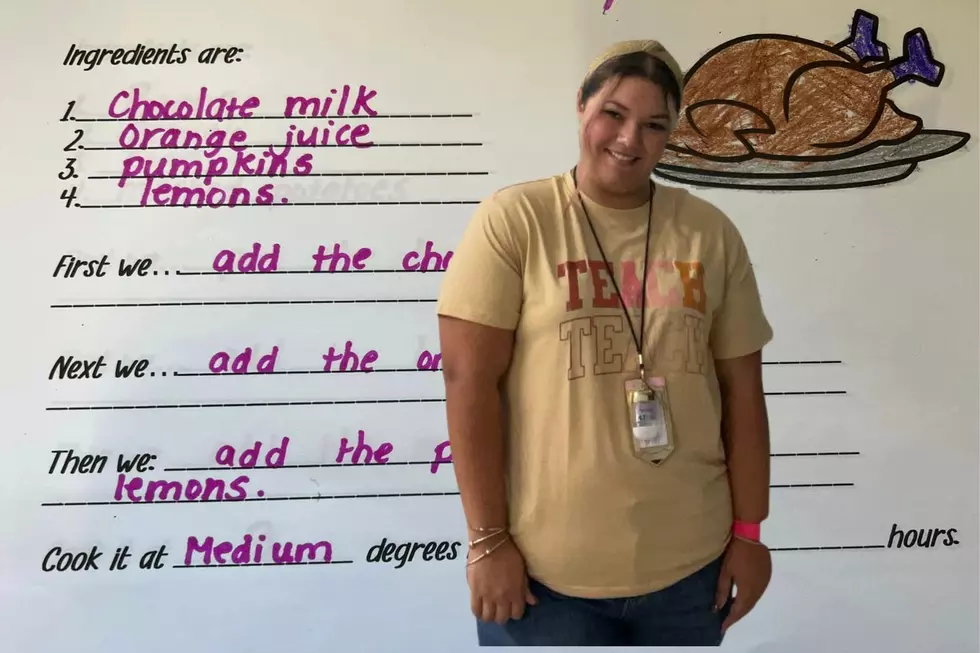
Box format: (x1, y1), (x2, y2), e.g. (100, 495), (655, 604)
(436, 39), (774, 647)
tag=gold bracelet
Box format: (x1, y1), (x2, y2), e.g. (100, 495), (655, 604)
(469, 525), (507, 532)
(468, 528), (507, 548)
(466, 533), (511, 567)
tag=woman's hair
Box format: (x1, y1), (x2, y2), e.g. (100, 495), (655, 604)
(579, 51), (682, 115)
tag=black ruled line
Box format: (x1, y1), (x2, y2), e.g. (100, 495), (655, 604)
(173, 560), (355, 568)
(45, 398), (446, 411)
(79, 142), (483, 151)
(42, 484), (844, 507)
(41, 490), (462, 506)
(164, 460), (442, 471)
(771, 451), (859, 457)
(173, 548), (888, 559)
(763, 360), (843, 365)
(765, 391), (847, 396)
(172, 367), (434, 376)
(166, 368), (845, 383)
(769, 483), (853, 488)
(168, 360), (839, 369)
(72, 113), (476, 122)
(76, 200), (480, 208)
(45, 392), (843, 411)
(50, 298), (437, 308)
(88, 170), (491, 180)
(770, 545), (886, 551)
(164, 452), (859, 472)
(174, 269), (444, 276)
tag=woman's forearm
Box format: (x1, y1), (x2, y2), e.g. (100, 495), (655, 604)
(438, 315), (515, 535)
(445, 377), (509, 532)
(724, 408), (770, 523)
(717, 351), (771, 523)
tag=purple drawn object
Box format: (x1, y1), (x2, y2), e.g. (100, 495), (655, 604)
(839, 9), (889, 61)
(602, 0), (615, 14)
(837, 10), (943, 85)
(890, 29), (943, 85)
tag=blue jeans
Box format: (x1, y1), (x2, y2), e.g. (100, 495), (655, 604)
(476, 555), (732, 646)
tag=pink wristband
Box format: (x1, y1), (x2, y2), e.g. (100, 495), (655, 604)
(733, 521), (761, 541)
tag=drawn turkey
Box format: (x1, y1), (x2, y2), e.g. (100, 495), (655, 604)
(666, 10), (946, 161)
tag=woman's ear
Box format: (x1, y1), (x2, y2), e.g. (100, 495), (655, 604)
(576, 88), (585, 119)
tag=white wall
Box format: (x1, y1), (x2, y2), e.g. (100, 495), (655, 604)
(0, 1), (976, 651)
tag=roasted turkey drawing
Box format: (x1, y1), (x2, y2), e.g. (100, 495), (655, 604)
(654, 9), (971, 190)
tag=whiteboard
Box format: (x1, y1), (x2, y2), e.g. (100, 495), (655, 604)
(0, 0), (977, 651)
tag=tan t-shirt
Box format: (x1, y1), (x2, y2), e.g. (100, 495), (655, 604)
(436, 170), (773, 598)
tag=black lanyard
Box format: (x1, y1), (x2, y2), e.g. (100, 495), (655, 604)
(570, 166), (656, 379)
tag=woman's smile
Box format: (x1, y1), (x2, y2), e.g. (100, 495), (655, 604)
(606, 148), (640, 166)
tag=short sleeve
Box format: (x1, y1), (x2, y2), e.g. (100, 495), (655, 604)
(709, 219), (774, 359)
(436, 194), (525, 330)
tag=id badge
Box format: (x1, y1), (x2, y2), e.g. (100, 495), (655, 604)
(625, 376), (675, 465)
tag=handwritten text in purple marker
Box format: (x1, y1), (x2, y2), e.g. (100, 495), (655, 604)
(113, 473), (251, 503)
(119, 146), (313, 188)
(416, 350), (442, 371)
(284, 121), (373, 148)
(323, 341), (378, 372)
(138, 178), (278, 207)
(312, 243), (372, 272)
(209, 346), (279, 374)
(118, 123), (248, 153)
(402, 241), (453, 271)
(213, 243), (280, 273)
(283, 85), (378, 118)
(215, 437), (290, 469)
(184, 533), (332, 566)
(336, 429), (393, 465)
(108, 87), (261, 122)
(430, 441), (452, 474)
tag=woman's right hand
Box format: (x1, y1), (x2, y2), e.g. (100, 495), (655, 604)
(466, 536), (538, 624)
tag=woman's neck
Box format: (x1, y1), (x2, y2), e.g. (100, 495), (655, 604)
(573, 161), (651, 210)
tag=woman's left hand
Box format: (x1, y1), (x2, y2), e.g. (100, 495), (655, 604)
(713, 536), (772, 633)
